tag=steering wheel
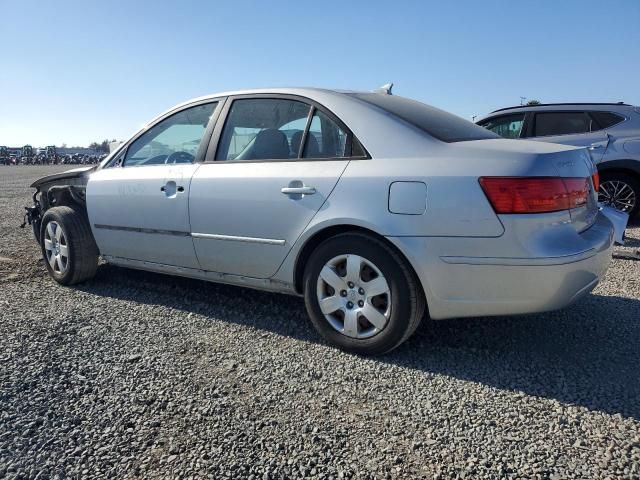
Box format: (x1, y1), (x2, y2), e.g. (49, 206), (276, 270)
(165, 151), (195, 164)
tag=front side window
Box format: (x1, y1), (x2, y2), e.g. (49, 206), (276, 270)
(216, 99), (311, 161)
(479, 114), (525, 139)
(533, 112), (592, 137)
(124, 102), (217, 167)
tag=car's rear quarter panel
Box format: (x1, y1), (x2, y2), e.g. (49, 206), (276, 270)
(273, 96), (608, 319)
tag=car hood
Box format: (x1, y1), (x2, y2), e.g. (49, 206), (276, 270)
(30, 166), (97, 188)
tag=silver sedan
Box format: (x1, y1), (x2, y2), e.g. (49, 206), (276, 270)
(28, 87), (621, 354)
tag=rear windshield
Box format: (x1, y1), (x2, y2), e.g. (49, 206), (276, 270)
(590, 111), (625, 129)
(350, 93), (499, 143)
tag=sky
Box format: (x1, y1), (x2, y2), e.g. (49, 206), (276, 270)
(1, 0), (639, 147)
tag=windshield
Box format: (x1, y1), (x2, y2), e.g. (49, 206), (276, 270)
(350, 93), (499, 143)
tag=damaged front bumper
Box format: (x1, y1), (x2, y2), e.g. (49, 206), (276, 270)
(20, 189), (43, 240)
(20, 165), (95, 241)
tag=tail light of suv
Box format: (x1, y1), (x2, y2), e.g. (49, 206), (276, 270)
(479, 177), (590, 214)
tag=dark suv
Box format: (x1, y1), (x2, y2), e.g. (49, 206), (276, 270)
(477, 103), (640, 218)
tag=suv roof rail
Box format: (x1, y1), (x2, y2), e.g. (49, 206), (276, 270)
(491, 102), (630, 113)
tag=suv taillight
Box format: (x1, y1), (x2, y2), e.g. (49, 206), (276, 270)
(479, 177), (589, 214)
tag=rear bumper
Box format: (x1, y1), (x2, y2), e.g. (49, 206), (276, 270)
(388, 212), (615, 320)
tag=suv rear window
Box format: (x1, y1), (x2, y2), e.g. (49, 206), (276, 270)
(350, 93), (499, 143)
(533, 112), (592, 136)
(590, 111), (625, 129)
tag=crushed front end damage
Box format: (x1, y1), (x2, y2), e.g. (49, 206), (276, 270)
(21, 166), (96, 241)
(21, 190), (43, 237)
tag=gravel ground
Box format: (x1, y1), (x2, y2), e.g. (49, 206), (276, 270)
(1, 165), (639, 479)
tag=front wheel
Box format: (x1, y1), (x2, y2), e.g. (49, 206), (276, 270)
(40, 206), (99, 285)
(303, 233), (425, 355)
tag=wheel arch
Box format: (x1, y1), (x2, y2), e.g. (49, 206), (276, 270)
(292, 223), (427, 306)
(598, 159), (640, 179)
(34, 182), (88, 215)
(597, 161), (640, 216)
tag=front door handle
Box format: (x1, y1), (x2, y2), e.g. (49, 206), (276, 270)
(281, 186), (316, 195)
(588, 144), (603, 150)
(161, 181), (183, 197)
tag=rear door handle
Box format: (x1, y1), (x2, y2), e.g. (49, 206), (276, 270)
(281, 186), (316, 195)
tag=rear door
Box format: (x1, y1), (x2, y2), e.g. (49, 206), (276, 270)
(87, 101), (221, 268)
(189, 95), (365, 278)
(526, 110), (609, 162)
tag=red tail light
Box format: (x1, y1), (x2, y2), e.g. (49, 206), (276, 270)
(479, 177), (589, 214)
(592, 171), (600, 192)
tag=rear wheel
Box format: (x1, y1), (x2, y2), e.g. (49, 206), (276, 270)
(303, 232), (425, 355)
(598, 172), (639, 219)
(40, 206), (99, 285)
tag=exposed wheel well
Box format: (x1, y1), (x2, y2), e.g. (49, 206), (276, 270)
(598, 166), (640, 182)
(293, 225), (424, 298)
(41, 185), (87, 214)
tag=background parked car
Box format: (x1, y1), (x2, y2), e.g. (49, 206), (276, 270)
(477, 103), (640, 219)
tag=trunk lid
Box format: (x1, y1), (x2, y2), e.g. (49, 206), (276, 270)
(456, 139), (599, 231)
(552, 147), (599, 231)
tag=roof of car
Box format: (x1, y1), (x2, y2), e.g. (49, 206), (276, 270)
(180, 87), (361, 105)
(145, 87), (368, 128)
(490, 102), (631, 113)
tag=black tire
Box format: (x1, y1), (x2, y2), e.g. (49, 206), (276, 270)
(40, 206), (99, 285)
(303, 232), (426, 355)
(599, 171), (640, 219)
(32, 219), (41, 243)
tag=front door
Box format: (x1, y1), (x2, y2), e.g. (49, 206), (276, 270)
(87, 101), (219, 268)
(189, 96), (360, 278)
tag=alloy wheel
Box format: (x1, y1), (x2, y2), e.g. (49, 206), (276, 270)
(43, 221), (69, 274)
(316, 254), (391, 339)
(598, 180), (636, 213)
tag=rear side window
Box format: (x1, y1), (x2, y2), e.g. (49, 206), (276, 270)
(217, 99), (311, 161)
(590, 111), (625, 129)
(303, 110), (348, 158)
(533, 112), (592, 136)
(478, 114), (525, 139)
(351, 93), (499, 143)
